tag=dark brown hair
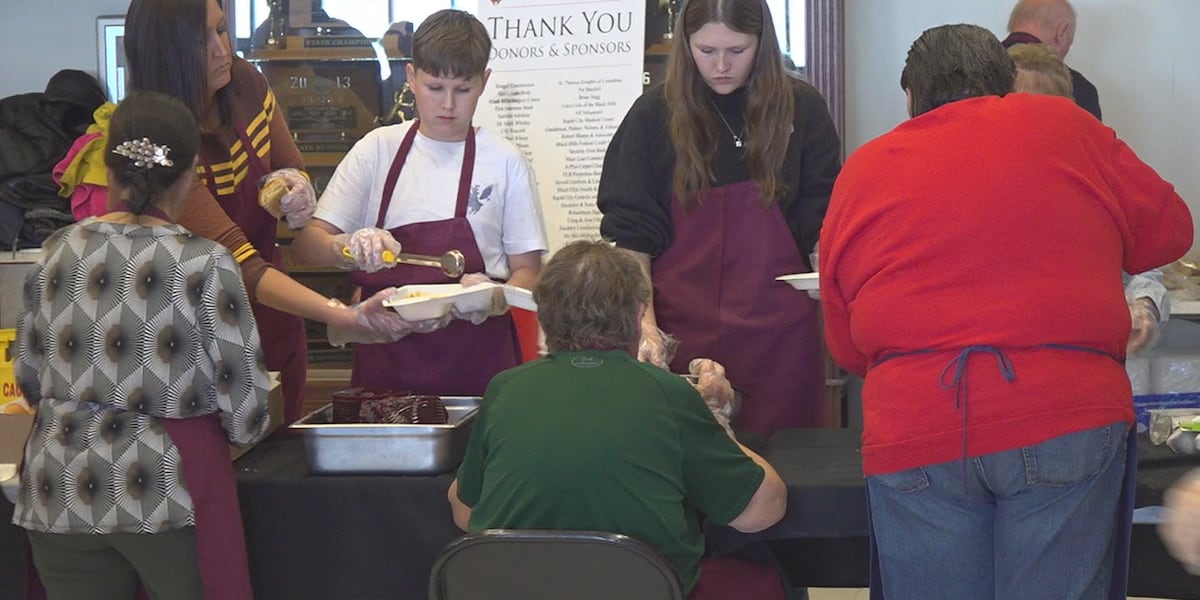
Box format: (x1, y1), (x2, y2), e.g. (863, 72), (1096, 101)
(412, 9), (491, 78)
(900, 24), (1015, 117)
(105, 91), (199, 215)
(125, 0), (234, 128)
(664, 0), (795, 207)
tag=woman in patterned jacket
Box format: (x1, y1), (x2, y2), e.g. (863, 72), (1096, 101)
(13, 90), (270, 600)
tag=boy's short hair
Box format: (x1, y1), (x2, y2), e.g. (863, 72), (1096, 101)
(412, 9), (491, 79)
(1008, 43), (1074, 99)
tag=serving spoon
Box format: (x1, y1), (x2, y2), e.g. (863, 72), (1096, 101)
(342, 247), (466, 278)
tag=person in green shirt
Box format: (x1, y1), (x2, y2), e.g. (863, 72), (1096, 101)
(448, 241), (788, 598)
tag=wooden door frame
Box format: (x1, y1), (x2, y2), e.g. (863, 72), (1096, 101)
(805, 0), (845, 143)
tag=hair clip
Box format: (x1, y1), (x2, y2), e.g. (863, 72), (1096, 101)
(112, 137), (174, 169)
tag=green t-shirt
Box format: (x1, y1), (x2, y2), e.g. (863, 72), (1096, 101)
(455, 350), (765, 593)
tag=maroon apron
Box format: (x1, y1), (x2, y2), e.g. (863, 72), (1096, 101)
(349, 121), (520, 395)
(201, 125), (307, 424)
(22, 416), (251, 600)
(159, 415), (253, 600)
(654, 180), (823, 434)
(691, 556), (785, 600)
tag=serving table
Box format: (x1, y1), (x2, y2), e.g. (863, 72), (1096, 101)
(3, 428), (1200, 599)
(235, 432), (461, 600)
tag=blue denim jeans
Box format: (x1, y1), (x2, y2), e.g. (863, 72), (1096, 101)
(866, 422), (1129, 600)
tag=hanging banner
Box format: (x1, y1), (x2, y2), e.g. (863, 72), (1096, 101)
(474, 0), (645, 253)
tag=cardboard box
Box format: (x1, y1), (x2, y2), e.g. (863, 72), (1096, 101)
(1, 413), (34, 502)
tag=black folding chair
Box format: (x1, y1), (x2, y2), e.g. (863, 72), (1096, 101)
(428, 529), (685, 600)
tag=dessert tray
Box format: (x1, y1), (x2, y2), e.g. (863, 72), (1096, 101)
(289, 396), (480, 475)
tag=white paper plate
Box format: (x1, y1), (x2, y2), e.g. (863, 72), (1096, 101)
(776, 272), (820, 291)
(383, 283), (501, 321)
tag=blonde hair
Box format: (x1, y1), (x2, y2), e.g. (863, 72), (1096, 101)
(1008, 43), (1073, 98)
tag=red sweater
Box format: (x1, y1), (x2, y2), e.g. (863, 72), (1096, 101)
(820, 94), (1192, 475)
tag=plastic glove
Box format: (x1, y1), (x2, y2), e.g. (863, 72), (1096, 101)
(637, 322), (679, 370)
(1128, 298), (1162, 357)
(460, 272), (493, 287)
(709, 403), (737, 440)
(1160, 469), (1200, 575)
(262, 168), (316, 229)
(326, 287), (451, 347)
(450, 273), (510, 325)
(332, 228), (403, 273)
(689, 358), (736, 419)
(807, 250), (821, 301)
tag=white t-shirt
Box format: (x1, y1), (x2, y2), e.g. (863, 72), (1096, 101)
(315, 121), (548, 280)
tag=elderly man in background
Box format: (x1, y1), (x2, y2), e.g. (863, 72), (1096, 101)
(1003, 0), (1102, 120)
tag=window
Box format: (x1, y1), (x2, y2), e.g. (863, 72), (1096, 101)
(767, 0), (807, 68)
(232, 1), (461, 46)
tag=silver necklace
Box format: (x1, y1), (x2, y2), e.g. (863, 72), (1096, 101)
(711, 100), (744, 148)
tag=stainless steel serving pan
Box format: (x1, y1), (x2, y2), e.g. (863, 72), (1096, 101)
(289, 396), (480, 475)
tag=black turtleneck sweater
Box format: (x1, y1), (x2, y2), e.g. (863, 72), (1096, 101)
(597, 79), (841, 271)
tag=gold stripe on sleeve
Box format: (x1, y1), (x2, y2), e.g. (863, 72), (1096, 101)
(231, 243), (258, 263)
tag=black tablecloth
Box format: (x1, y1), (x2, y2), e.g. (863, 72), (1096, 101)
(4, 428), (1200, 599)
(235, 431), (462, 600)
(717, 427), (873, 589)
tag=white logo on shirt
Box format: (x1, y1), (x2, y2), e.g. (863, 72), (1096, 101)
(570, 356), (604, 369)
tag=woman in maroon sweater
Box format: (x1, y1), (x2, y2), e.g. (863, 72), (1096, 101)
(820, 24), (1192, 600)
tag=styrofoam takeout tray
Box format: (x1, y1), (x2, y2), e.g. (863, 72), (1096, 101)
(382, 283), (537, 320)
(383, 283), (500, 320)
(501, 285), (537, 311)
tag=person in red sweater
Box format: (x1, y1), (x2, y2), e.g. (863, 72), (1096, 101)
(819, 24), (1192, 600)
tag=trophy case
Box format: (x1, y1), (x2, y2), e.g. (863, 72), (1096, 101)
(237, 0), (422, 367)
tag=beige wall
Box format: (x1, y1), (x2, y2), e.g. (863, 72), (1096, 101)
(845, 0), (1200, 257)
(0, 0), (130, 98)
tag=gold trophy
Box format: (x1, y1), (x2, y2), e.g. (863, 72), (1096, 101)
(377, 81), (416, 127)
(664, 0), (682, 40)
(264, 0), (286, 49)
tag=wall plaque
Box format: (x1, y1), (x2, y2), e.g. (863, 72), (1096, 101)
(261, 61), (381, 153)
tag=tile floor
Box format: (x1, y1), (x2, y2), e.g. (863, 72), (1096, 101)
(805, 589), (1171, 599)
(807, 589), (868, 599)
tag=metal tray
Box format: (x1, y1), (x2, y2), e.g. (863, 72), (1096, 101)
(289, 396), (480, 475)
